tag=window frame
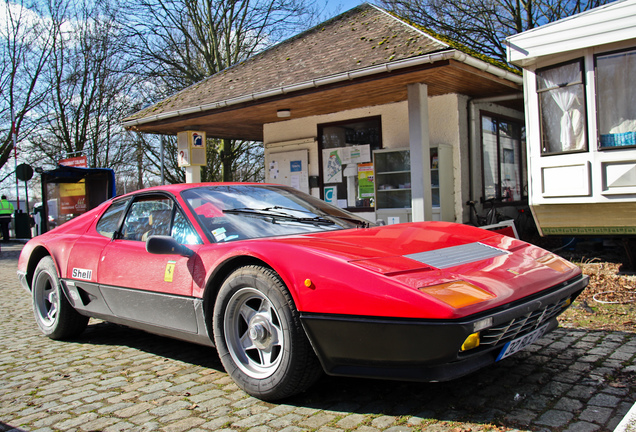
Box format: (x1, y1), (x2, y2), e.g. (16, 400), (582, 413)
(536, 58), (589, 156)
(479, 111), (527, 204)
(317, 116), (382, 212)
(98, 192), (201, 245)
(120, 196), (175, 242)
(594, 46), (636, 151)
(96, 197), (131, 239)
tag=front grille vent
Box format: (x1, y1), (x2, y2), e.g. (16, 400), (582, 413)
(476, 296), (569, 351)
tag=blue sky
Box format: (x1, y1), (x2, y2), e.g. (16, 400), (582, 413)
(323, 0), (369, 18)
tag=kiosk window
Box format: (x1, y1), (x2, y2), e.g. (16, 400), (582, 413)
(596, 48), (636, 148)
(318, 117), (381, 210)
(537, 59), (587, 155)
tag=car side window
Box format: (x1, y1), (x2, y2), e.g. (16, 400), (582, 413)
(118, 196), (201, 245)
(121, 197), (173, 242)
(172, 210), (202, 245)
(96, 198), (130, 239)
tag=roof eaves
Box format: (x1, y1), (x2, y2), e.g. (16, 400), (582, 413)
(122, 49), (522, 130)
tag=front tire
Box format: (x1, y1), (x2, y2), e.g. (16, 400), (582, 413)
(32, 256), (88, 339)
(213, 265), (321, 400)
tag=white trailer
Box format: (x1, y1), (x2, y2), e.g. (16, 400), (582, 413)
(506, 0), (636, 240)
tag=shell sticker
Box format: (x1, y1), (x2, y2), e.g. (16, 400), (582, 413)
(72, 268), (93, 281)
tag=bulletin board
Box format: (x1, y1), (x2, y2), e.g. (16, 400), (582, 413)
(265, 149), (309, 194)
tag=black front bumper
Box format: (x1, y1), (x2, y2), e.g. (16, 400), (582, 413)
(300, 274), (588, 382)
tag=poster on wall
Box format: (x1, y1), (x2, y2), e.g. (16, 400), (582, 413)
(59, 181), (87, 215)
(358, 163), (375, 199)
(269, 161), (279, 180)
(322, 148), (343, 183)
(342, 145), (371, 165)
(265, 150), (309, 193)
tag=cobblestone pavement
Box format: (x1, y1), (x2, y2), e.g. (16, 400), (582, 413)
(1, 243), (635, 432)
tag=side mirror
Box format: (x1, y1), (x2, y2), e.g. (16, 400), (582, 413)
(146, 235), (194, 257)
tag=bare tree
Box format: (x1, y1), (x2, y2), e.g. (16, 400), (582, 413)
(380, 0), (612, 65)
(138, 134), (264, 185)
(122, 0), (317, 183)
(27, 0), (135, 172)
(0, 0), (53, 173)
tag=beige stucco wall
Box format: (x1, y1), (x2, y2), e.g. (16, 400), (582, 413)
(263, 94), (516, 223)
(264, 102), (410, 150)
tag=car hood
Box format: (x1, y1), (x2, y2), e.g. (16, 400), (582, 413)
(287, 221), (512, 270)
(274, 221), (582, 316)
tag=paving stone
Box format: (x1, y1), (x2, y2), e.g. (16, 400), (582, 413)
(588, 392), (622, 408)
(299, 412), (336, 429)
(79, 416), (120, 431)
(553, 397), (584, 412)
(384, 427), (413, 432)
(579, 406), (613, 424)
(267, 413), (304, 428)
(200, 415), (238, 430)
(535, 410), (574, 428)
(115, 402), (155, 418)
(336, 413), (367, 429)
(277, 427), (305, 432)
(1, 244), (636, 432)
(247, 426), (274, 432)
(316, 427), (343, 432)
(162, 416), (206, 432)
(562, 421), (601, 432)
(232, 413), (277, 428)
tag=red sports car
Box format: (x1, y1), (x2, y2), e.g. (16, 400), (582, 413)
(18, 183), (587, 400)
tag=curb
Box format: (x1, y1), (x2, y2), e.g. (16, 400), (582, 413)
(615, 402), (636, 432)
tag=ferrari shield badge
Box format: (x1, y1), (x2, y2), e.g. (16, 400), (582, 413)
(164, 261), (176, 282)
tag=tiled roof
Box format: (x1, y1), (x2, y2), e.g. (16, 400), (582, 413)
(125, 4), (450, 122)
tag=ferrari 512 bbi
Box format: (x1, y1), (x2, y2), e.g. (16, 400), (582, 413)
(18, 183), (588, 400)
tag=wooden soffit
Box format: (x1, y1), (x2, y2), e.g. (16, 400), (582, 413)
(126, 58), (521, 142)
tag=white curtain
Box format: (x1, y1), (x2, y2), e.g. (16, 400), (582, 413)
(539, 63), (585, 152)
(597, 50), (636, 136)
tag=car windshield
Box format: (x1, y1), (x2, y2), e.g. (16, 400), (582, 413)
(181, 185), (374, 243)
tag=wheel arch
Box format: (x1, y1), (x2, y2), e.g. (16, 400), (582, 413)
(24, 246), (56, 291)
(202, 255), (277, 333)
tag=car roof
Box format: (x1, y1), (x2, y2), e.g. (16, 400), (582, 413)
(120, 182), (272, 198)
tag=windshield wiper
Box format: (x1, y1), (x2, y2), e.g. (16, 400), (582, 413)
(265, 206), (371, 228)
(223, 208), (336, 226)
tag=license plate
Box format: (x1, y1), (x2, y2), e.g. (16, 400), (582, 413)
(496, 324), (549, 361)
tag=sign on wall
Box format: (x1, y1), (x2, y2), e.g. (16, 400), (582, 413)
(265, 149), (309, 193)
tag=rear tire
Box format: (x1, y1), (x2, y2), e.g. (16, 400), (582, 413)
(213, 265), (321, 400)
(32, 256), (89, 339)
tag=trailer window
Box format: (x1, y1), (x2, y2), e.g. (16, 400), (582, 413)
(596, 48), (636, 149)
(536, 59), (587, 155)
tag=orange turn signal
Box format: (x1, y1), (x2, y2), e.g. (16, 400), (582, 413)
(419, 281), (495, 308)
(536, 253), (576, 273)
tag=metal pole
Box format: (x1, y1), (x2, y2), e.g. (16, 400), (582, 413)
(160, 135), (165, 185)
(24, 180), (29, 214)
(11, 108), (19, 211)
